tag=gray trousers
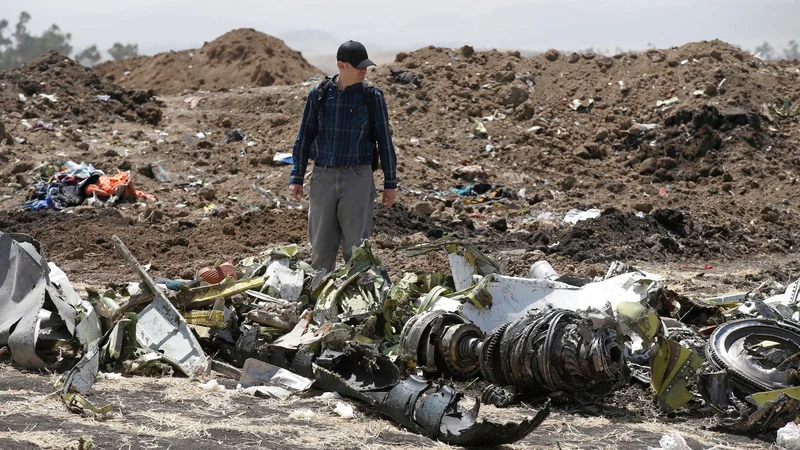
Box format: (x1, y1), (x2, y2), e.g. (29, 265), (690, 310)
(308, 164), (376, 272)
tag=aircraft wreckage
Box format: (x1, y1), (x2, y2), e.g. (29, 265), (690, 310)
(4, 232), (800, 446)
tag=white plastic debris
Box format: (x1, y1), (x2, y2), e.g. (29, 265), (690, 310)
(777, 422), (800, 449)
(39, 93), (58, 102)
(647, 432), (691, 450)
(564, 208), (603, 224)
(199, 379), (226, 392)
(98, 372), (124, 380)
(18, 93), (26, 102)
(333, 402), (355, 419)
(289, 409), (316, 419)
(196, 132), (206, 139)
(317, 392), (343, 400)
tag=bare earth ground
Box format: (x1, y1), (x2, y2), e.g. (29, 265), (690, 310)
(2, 38), (800, 449)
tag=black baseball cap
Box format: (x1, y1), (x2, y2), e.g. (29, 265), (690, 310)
(337, 40), (375, 69)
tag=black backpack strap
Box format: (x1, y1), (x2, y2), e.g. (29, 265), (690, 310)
(362, 82), (380, 171)
(315, 76), (333, 115)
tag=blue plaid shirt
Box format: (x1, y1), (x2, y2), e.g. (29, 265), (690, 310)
(289, 77), (398, 189)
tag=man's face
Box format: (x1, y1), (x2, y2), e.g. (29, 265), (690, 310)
(341, 62), (367, 81)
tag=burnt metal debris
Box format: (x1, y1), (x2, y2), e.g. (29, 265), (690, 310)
(6, 232), (800, 447)
(400, 308), (627, 402)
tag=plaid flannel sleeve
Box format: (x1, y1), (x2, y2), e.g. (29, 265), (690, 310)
(289, 87), (318, 186)
(373, 88), (397, 189)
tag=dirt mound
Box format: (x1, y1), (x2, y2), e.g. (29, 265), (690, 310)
(93, 29), (321, 94)
(0, 51), (163, 126)
(3, 38), (800, 287)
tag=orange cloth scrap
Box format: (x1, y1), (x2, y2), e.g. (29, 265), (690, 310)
(85, 172), (156, 201)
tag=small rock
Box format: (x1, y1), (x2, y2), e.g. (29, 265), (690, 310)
(709, 166), (725, 177)
(137, 164), (155, 179)
(646, 50), (666, 62)
(499, 84), (529, 107)
(710, 50), (722, 61)
(65, 248), (85, 260)
(544, 49), (560, 62)
(762, 206), (780, 223)
(635, 203), (653, 214)
(401, 232), (428, 246)
(197, 140), (214, 149)
(199, 187), (217, 201)
(595, 56), (614, 71)
(704, 84), (717, 96)
(222, 224), (236, 236)
(573, 146), (591, 159)
(594, 128), (609, 142)
(722, 173), (733, 182)
(559, 176), (578, 191)
(640, 157), (658, 175)
(104, 149), (118, 157)
(490, 217), (508, 232)
(129, 130), (147, 141)
(667, 59), (679, 67)
(494, 71), (516, 82)
(607, 182), (625, 194)
(658, 157), (678, 170)
(721, 183), (732, 192)
(11, 162), (34, 174)
(582, 52), (596, 60)
(119, 160), (132, 171)
(517, 102), (537, 120)
(460, 46), (474, 58)
(453, 165), (487, 181)
(414, 201), (435, 216)
(567, 53), (580, 64)
(77, 142), (89, 151)
(221, 117), (232, 128)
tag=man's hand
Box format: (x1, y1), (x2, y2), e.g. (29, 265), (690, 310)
(289, 184), (304, 201)
(382, 188), (396, 209)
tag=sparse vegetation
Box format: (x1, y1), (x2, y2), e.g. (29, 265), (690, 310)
(0, 11), (139, 70)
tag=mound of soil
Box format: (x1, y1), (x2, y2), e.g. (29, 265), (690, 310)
(93, 29), (321, 94)
(3, 38), (800, 286)
(0, 51), (163, 125)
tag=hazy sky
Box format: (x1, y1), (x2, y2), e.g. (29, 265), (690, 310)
(3, 0), (799, 58)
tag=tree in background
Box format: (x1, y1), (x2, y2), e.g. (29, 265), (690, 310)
(785, 40), (800, 60)
(108, 42), (139, 60)
(75, 45), (102, 66)
(0, 11), (73, 70)
(0, 11), (141, 70)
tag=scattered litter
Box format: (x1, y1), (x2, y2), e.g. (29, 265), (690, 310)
(199, 379), (226, 392)
(777, 422), (800, 449)
(564, 208), (603, 224)
(647, 431), (692, 450)
(317, 391), (343, 400)
(333, 402), (355, 419)
(569, 98), (594, 111)
(289, 409), (316, 419)
(273, 152), (293, 165)
(183, 96), (202, 108)
(657, 97), (680, 107)
(222, 129), (245, 144)
(473, 122), (488, 138)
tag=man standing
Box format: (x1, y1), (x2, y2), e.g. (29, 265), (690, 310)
(289, 40), (398, 273)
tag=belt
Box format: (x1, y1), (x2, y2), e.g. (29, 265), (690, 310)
(315, 163), (358, 169)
